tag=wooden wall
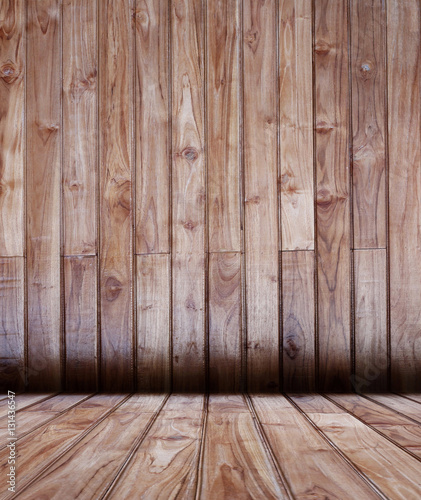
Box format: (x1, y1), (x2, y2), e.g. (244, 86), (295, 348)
(0, 0), (420, 393)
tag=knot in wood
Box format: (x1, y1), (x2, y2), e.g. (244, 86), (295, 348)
(182, 147), (199, 163)
(105, 277), (123, 302)
(0, 61), (19, 84)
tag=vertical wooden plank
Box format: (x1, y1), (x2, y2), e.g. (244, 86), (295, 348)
(244, 0), (279, 392)
(62, 0), (97, 256)
(354, 249), (387, 392)
(0, 258), (24, 392)
(171, 0), (205, 392)
(64, 256), (97, 392)
(388, 0), (421, 392)
(99, 0), (134, 391)
(137, 254), (170, 392)
(26, 0), (61, 390)
(282, 251), (315, 392)
(207, 0), (241, 252)
(279, 0), (314, 251)
(0, 0), (25, 257)
(209, 253), (241, 393)
(135, 0), (169, 254)
(351, 0), (386, 249)
(315, 0), (350, 391)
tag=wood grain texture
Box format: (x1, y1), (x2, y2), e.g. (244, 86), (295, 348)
(62, 0), (97, 255)
(351, 0), (386, 248)
(64, 256), (98, 392)
(209, 253), (241, 393)
(328, 393), (421, 458)
(388, 0), (421, 392)
(99, 0), (134, 391)
(136, 254), (170, 392)
(26, 0), (61, 391)
(292, 394), (421, 499)
(0, 0), (25, 257)
(0, 394), (127, 499)
(315, 0), (351, 392)
(282, 251), (315, 392)
(0, 257), (24, 392)
(279, 0), (314, 251)
(199, 395), (288, 499)
(367, 394), (421, 424)
(244, 0), (279, 392)
(207, 0), (241, 252)
(354, 249), (387, 392)
(171, 0), (206, 392)
(105, 394), (204, 499)
(17, 395), (166, 500)
(252, 395), (379, 499)
(135, 0), (169, 254)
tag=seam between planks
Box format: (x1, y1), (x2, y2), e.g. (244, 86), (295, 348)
(361, 394), (421, 426)
(284, 394), (388, 500)
(323, 394), (421, 463)
(245, 394), (295, 499)
(0, 393), (95, 452)
(11, 393), (134, 498)
(100, 393), (171, 499)
(193, 392), (210, 500)
(132, 0), (137, 393)
(394, 393), (421, 406)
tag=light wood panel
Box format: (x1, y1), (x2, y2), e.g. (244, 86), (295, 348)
(351, 0), (386, 248)
(354, 249), (387, 392)
(209, 253), (241, 393)
(279, 0), (314, 251)
(252, 395), (379, 499)
(244, 0), (279, 392)
(105, 394), (204, 499)
(0, 258), (24, 392)
(62, 0), (97, 256)
(171, 0), (206, 392)
(388, 0), (421, 392)
(367, 394), (421, 424)
(26, 0), (61, 391)
(207, 0), (241, 252)
(99, 0), (134, 391)
(199, 395), (289, 499)
(282, 251), (315, 392)
(0, 0), (25, 257)
(135, 0), (170, 254)
(291, 394), (421, 499)
(136, 254), (170, 392)
(315, 0), (351, 392)
(64, 256), (97, 391)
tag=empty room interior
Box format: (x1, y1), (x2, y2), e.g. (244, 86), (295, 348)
(1, 0), (421, 498)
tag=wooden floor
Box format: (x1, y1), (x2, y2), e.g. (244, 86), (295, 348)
(1, 393), (421, 499)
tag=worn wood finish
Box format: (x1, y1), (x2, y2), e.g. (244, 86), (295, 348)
(315, 0), (351, 392)
(209, 253), (241, 393)
(135, 0), (169, 254)
(279, 0), (314, 251)
(351, 0), (386, 248)
(99, 0), (134, 391)
(0, 258), (24, 392)
(171, 0), (206, 392)
(367, 394), (421, 424)
(388, 0), (421, 392)
(291, 394), (421, 499)
(64, 257), (97, 392)
(62, 0), (97, 256)
(136, 254), (170, 392)
(244, 0), (279, 393)
(207, 0), (241, 253)
(282, 251), (315, 392)
(252, 395), (379, 499)
(26, 0), (61, 391)
(0, 0), (25, 257)
(354, 249), (387, 392)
